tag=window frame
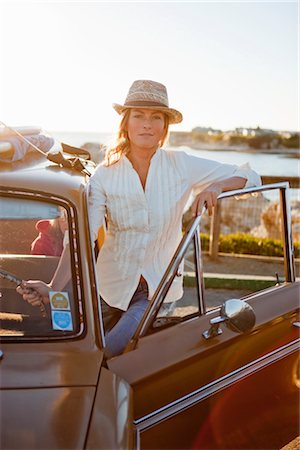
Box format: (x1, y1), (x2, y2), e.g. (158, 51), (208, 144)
(127, 182), (295, 348)
(0, 188), (86, 341)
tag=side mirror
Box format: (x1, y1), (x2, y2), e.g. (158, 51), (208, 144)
(202, 299), (256, 340)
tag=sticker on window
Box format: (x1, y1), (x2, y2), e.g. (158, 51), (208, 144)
(51, 311), (73, 331)
(49, 291), (70, 310)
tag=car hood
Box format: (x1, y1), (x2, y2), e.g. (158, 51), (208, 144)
(1, 385), (95, 450)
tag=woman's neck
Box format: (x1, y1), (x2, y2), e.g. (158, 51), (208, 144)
(127, 145), (159, 190)
(127, 144), (158, 167)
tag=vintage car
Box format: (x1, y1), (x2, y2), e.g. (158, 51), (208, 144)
(0, 136), (299, 450)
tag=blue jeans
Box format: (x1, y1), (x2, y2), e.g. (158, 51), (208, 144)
(104, 279), (149, 359)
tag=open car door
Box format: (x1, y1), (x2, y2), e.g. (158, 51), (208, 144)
(105, 183), (299, 450)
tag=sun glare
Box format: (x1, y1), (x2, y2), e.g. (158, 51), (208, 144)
(0, 2), (298, 133)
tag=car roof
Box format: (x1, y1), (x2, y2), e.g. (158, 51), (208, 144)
(0, 151), (93, 201)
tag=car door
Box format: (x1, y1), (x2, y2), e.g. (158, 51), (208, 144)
(105, 183), (299, 450)
(0, 192), (103, 450)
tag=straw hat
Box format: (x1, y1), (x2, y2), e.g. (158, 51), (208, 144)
(113, 80), (183, 124)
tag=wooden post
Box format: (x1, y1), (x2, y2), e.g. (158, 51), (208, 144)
(209, 202), (222, 259)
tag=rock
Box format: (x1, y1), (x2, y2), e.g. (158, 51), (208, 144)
(281, 437), (300, 450)
(182, 194), (269, 235)
(251, 200), (300, 241)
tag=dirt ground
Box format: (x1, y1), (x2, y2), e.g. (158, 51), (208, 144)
(281, 436), (300, 450)
(173, 253), (300, 314)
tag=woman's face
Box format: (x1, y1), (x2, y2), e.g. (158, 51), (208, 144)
(126, 109), (166, 150)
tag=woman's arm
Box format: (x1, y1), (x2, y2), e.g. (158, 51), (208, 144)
(48, 243), (71, 291)
(191, 176), (247, 217)
(17, 244), (71, 306)
(177, 151), (261, 217)
(88, 168), (107, 242)
(18, 168), (108, 308)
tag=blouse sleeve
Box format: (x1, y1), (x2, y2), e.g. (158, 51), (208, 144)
(179, 152), (261, 190)
(88, 167), (107, 242)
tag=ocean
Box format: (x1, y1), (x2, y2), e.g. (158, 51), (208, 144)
(51, 131), (300, 178)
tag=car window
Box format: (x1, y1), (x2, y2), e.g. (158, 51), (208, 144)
(202, 187), (298, 309)
(153, 239), (202, 328)
(0, 196), (81, 338)
(141, 185), (298, 336)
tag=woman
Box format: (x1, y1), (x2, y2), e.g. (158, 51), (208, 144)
(88, 79), (261, 358)
(19, 79), (261, 358)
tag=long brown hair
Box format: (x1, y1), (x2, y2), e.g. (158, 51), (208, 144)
(105, 109), (170, 166)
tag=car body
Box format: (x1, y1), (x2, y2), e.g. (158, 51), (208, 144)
(0, 148), (299, 450)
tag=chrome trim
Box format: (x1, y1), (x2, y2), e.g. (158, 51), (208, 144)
(129, 182), (295, 343)
(217, 181), (290, 199)
(279, 187), (296, 282)
(85, 184), (106, 347)
(134, 338), (300, 431)
(194, 224), (206, 314)
(134, 430), (141, 450)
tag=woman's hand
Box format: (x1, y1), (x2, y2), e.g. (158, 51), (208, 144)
(16, 280), (51, 307)
(191, 177), (248, 217)
(191, 183), (223, 217)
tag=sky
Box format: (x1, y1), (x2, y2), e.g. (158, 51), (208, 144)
(0, 1), (298, 133)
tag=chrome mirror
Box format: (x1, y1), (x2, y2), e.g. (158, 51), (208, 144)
(202, 299), (256, 340)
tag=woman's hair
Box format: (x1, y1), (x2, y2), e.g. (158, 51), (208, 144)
(49, 209), (68, 238)
(105, 109), (170, 166)
(49, 218), (64, 239)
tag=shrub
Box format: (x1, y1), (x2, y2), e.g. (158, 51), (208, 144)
(295, 242), (300, 258)
(281, 134), (299, 149)
(200, 233), (209, 251)
(200, 232), (300, 258)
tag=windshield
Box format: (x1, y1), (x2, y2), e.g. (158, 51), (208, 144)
(0, 195), (81, 338)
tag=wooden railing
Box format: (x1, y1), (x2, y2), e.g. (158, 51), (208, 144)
(260, 175), (299, 189)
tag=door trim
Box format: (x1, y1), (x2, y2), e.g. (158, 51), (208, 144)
(134, 338), (299, 431)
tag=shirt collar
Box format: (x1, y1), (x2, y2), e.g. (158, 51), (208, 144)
(123, 148), (161, 168)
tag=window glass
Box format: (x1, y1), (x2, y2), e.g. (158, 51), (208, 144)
(0, 196), (80, 338)
(203, 189), (290, 309)
(148, 187), (298, 334)
(152, 239), (201, 330)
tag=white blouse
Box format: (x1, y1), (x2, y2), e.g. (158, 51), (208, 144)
(88, 149), (261, 310)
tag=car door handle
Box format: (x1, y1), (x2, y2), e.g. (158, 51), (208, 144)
(292, 322), (300, 328)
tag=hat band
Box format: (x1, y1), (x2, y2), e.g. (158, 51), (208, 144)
(124, 100), (169, 108)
